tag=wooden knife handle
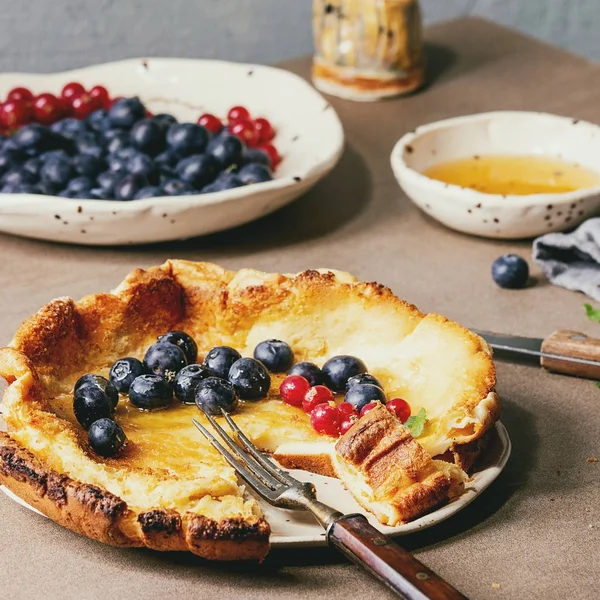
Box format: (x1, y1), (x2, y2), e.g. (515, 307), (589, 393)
(328, 514), (467, 599)
(541, 330), (600, 379)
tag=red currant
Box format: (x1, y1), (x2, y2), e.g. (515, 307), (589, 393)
(387, 398), (411, 422)
(230, 119), (259, 147)
(227, 105), (250, 124)
(302, 385), (334, 413)
(256, 142), (281, 169)
(6, 87), (34, 105)
(70, 93), (102, 119)
(310, 404), (341, 436)
(198, 113), (223, 135)
(61, 82), (86, 101)
(359, 401), (381, 418)
(33, 93), (64, 125)
(145, 109), (154, 118)
(0, 99), (31, 128)
(279, 375), (310, 408)
(254, 117), (275, 143)
(336, 402), (357, 417)
(339, 414), (358, 435)
(89, 85), (110, 109)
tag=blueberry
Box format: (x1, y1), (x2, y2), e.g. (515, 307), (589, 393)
(287, 362), (324, 387)
(115, 173), (147, 201)
(74, 373), (119, 408)
(228, 357), (271, 400)
(157, 331), (198, 363)
(161, 178), (194, 196)
(195, 377), (238, 415)
(39, 149), (69, 162)
(143, 341), (187, 381)
(1, 184), (19, 193)
(346, 373), (383, 392)
(12, 124), (53, 154)
(88, 418), (127, 457)
(173, 364), (212, 404)
(154, 151), (176, 168)
(23, 157), (42, 177)
(67, 176), (94, 193)
(86, 109), (109, 133)
(129, 374), (173, 410)
(3, 169), (36, 186)
(51, 118), (87, 140)
(134, 186), (162, 199)
(130, 119), (165, 156)
(158, 167), (177, 184)
(242, 147), (270, 168)
(237, 163), (272, 185)
(36, 181), (56, 195)
(106, 131), (130, 155)
(128, 152), (158, 183)
(75, 133), (104, 159)
(166, 123), (209, 157)
(90, 187), (113, 199)
(322, 355), (367, 392)
(103, 127), (127, 141)
(73, 154), (105, 178)
(107, 154), (128, 173)
(201, 172), (243, 194)
(40, 155), (74, 188)
(344, 384), (386, 412)
(108, 97), (146, 128)
(73, 386), (115, 429)
(153, 113), (177, 131)
(113, 147), (139, 160)
(3, 137), (20, 153)
(57, 189), (72, 197)
(0, 150), (26, 175)
(109, 357), (148, 393)
(492, 254), (530, 289)
(206, 134), (243, 168)
(97, 170), (121, 192)
(253, 339), (294, 372)
(175, 154), (218, 189)
(202, 346), (241, 380)
(11, 184), (38, 194)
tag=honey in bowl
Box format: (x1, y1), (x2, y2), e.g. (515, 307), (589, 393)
(422, 154), (600, 196)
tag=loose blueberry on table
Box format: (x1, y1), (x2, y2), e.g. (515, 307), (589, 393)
(0, 84), (280, 199)
(492, 254), (530, 289)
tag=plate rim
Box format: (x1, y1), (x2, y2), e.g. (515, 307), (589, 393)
(0, 421), (511, 548)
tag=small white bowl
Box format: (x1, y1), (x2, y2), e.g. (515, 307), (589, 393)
(390, 111), (600, 239)
(0, 58), (344, 245)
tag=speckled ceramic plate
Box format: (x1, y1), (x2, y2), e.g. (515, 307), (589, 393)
(0, 421), (510, 547)
(0, 58), (344, 245)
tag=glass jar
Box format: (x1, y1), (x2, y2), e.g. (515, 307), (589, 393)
(312, 0), (424, 101)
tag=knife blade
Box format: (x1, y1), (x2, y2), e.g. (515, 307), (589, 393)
(472, 328), (600, 379)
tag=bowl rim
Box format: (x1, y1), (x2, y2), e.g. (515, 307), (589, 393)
(0, 56), (345, 214)
(390, 110), (600, 207)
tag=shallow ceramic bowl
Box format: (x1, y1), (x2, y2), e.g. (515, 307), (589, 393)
(390, 111), (600, 239)
(0, 58), (344, 245)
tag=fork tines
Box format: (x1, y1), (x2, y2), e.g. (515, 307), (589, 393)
(191, 407), (298, 503)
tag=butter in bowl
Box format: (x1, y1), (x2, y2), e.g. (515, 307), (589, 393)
(390, 111), (600, 239)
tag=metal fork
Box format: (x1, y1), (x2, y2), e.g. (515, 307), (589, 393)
(192, 409), (467, 600)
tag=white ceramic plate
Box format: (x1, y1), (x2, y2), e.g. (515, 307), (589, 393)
(0, 58), (344, 245)
(0, 422), (510, 547)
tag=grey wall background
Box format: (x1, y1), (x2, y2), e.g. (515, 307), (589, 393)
(0, 0), (597, 72)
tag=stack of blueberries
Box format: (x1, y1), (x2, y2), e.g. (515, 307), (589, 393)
(0, 97), (273, 200)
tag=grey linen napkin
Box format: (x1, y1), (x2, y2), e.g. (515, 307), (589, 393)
(533, 217), (600, 300)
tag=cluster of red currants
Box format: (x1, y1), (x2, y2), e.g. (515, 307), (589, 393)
(279, 375), (412, 437)
(0, 83), (121, 132)
(198, 105), (281, 170)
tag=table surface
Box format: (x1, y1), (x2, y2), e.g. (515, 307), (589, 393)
(1, 17), (599, 600)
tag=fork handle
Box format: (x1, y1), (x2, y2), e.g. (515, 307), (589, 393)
(328, 514), (467, 600)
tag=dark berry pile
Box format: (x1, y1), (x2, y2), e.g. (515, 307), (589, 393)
(0, 82), (280, 200)
(74, 334), (415, 458)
